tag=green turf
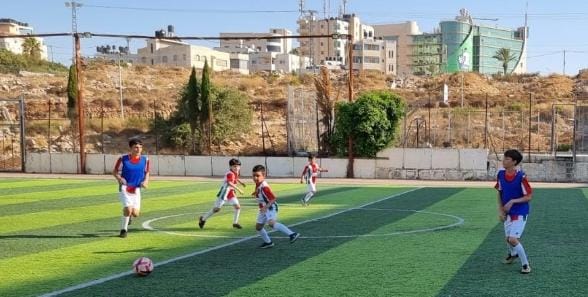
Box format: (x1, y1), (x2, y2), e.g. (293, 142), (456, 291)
(0, 178), (586, 297)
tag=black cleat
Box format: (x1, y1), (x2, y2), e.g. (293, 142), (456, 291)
(521, 264), (531, 274)
(119, 229), (127, 238)
(259, 241), (274, 249)
(198, 216), (206, 229)
(503, 254), (518, 264)
(232, 223), (243, 229)
(289, 232), (300, 244)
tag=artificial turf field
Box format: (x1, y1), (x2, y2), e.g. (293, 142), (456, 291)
(0, 178), (587, 297)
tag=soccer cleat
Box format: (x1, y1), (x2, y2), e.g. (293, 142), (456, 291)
(198, 216), (206, 229)
(119, 229), (127, 238)
(232, 223), (243, 229)
(259, 241), (274, 249)
(503, 254), (519, 264)
(289, 232), (300, 244)
(521, 264), (531, 274)
(300, 198), (307, 206)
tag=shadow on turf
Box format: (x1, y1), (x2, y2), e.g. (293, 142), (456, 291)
(94, 247), (163, 254)
(0, 233), (104, 239)
(62, 187), (465, 297)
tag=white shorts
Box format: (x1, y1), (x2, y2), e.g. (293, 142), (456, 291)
(307, 182), (316, 193)
(214, 197), (240, 208)
(504, 214), (527, 238)
(256, 209), (278, 224)
(119, 185), (141, 209)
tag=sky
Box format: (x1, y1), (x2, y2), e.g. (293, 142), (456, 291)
(3, 0), (588, 75)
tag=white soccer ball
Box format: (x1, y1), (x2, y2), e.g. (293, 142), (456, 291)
(132, 257), (154, 276)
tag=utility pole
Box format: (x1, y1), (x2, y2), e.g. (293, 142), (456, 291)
(75, 33), (86, 174)
(47, 45), (54, 62)
(346, 33), (354, 178)
(118, 53), (124, 119)
(65, 1), (82, 63)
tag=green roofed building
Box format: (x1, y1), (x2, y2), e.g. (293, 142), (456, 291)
(408, 9), (527, 75)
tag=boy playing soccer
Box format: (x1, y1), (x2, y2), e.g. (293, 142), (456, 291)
(253, 164), (300, 248)
(299, 153), (328, 206)
(199, 159), (245, 229)
(113, 139), (150, 238)
(495, 149), (533, 274)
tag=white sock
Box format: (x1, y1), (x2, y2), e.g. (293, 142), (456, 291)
(507, 243), (515, 256)
(258, 228), (271, 243)
(233, 208), (241, 224)
(121, 216), (130, 231)
(513, 243), (529, 266)
(273, 222), (294, 235)
(202, 210), (214, 221)
(303, 192), (314, 203)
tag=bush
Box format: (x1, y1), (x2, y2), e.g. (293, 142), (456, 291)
(0, 49), (67, 74)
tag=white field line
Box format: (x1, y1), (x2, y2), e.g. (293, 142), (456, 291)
(40, 187), (422, 297)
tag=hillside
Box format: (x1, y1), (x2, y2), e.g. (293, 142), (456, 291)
(1, 61), (585, 156)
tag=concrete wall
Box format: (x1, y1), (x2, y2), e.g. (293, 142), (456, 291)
(24, 149), (492, 181)
(25, 151), (588, 182)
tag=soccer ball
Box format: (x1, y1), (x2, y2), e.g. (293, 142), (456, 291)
(132, 257), (153, 276)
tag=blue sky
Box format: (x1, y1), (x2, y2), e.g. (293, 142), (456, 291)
(3, 0), (588, 75)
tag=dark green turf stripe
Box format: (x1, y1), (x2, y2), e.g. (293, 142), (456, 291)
(57, 187), (463, 297)
(0, 183), (218, 217)
(436, 189), (588, 297)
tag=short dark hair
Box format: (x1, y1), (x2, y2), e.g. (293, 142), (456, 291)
(229, 158), (241, 166)
(252, 164), (266, 174)
(129, 138), (143, 147)
(504, 149), (523, 165)
(307, 153), (315, 160)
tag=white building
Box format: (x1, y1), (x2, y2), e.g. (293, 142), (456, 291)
(0, 18), (48, 60)
(297, 13), (378, 70)
(219, 28), (292, 54)
(248, 52), (310, 74)
(137, 39), (230, 71)
(352, 39), (397, 75)
(373, 21), (422, 76)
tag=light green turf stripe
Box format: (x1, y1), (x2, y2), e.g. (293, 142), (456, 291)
(0, 180), (198, 206)
(0, 182), (306, 234)
(0, 179), (92, 190)
(227, 188), (498, 297)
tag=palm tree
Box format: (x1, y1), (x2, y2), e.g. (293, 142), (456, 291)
(21, 37), (41, 61)
(492, 48), (517, 75)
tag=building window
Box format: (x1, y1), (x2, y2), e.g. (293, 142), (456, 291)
(150, 43), (153, 53)
(183, 54), (186, 61)
(162, 56), (168, 63)
(141, 57), (147, 63)
(216, 60), (227, 67)
(195, 55), (200, 61)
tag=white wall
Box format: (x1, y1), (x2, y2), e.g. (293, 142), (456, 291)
(23, 149), (491, 180)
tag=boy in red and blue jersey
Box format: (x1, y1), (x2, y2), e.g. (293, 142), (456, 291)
(113, 139), (150, 238)
(253, 164), (300, 248)
(495, 149), (532, 274)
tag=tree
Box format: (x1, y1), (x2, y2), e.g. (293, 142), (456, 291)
(200, 59), (212, 153)
(314, 66), (337, 155)
(22, 37), (41, 61)
(331, 90), (405, 157)
(66, 65), (77, 121)
(178, 67), (201, 153)
(492, 48), (517, 75)
(209, 86), (252, 147)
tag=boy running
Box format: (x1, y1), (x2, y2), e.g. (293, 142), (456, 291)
(253, 164), (300, 248)
(199, 159), (245, 229)
(299, 153), (328, 206)
(113, 139), (150, 238)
